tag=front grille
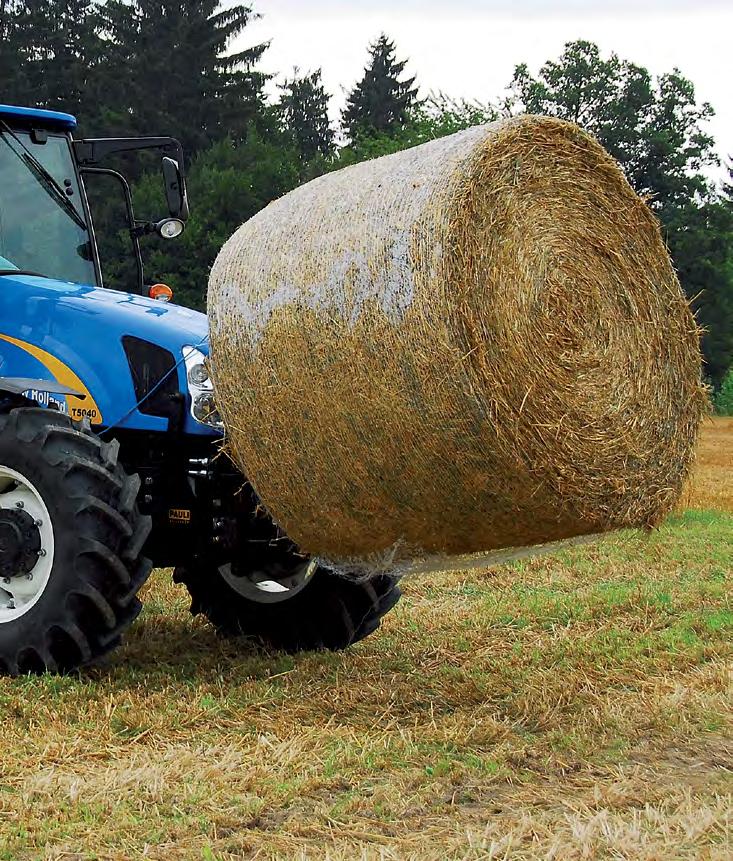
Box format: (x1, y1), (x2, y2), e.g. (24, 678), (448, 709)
(122, 336), (179, 418)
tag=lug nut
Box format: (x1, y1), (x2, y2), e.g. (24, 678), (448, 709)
(7, 600), (15, 610)
(2, 577), (9, 584)
(15, 501), (23, 509)
(34, 519), (42, 527)
(38, 549), (46, 557)
(26, 573), (33, 581)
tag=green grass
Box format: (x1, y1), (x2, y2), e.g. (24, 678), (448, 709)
(0, 509), (730, 859)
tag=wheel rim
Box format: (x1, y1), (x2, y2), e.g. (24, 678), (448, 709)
(0, 466), (54, 623)
(219, 558), (319, 604)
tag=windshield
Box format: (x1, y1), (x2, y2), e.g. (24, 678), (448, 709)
(0, 128), (97, 286)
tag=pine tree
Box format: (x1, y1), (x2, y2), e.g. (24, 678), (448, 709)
(0, 1), (24, 104)
(723, 159), (733, 200)
(95, 0), (268, 155)
(277, 68), (334, 166)
(342, 34), (418, 142)
(0, 0), (101, 123)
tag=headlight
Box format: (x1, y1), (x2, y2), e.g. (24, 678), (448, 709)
(182, 346), (223, 429)
(188, 362), (209, 386)
(192, 392), (218, 424)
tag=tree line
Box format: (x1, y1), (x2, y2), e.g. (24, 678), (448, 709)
(1, 1), (731, 391)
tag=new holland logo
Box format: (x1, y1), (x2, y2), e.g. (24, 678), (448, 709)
(22, 388), (68, 414)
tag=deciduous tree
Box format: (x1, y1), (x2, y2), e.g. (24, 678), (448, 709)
(510, 41), (717, 219)
(125, 130), (300, 308)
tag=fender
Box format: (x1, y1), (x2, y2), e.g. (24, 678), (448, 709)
(0, 377), (85, 398)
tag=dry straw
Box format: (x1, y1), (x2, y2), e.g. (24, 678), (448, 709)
(208, 116), (705, 577)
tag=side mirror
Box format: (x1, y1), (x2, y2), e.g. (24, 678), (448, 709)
(162, 156), (189, 221)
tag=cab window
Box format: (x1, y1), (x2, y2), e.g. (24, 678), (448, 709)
(0, 128), (97, 286)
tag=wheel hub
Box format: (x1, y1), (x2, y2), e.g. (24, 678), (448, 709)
(0, 464), (54, 623)
(0, 508), (41, 578)
(219, 558), (319, 604)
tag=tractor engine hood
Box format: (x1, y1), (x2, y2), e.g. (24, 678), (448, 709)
(0, 274), (208, 349)
(0, 274), (214, 435)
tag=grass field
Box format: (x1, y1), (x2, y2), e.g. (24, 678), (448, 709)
(0, 420), (731, 860)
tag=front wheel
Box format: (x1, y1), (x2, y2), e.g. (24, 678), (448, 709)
(0, 408), (151, 674)
(174, 556), (401, 652)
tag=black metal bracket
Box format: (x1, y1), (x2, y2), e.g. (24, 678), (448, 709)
(79, 166), (146, 295)
(72, 136), (185, 176)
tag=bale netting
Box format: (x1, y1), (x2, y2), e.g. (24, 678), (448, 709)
(208, 115), (705, 578)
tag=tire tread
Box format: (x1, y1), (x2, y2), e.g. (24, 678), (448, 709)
(176, 562), (401, 653)
(0, 408), (152, 675)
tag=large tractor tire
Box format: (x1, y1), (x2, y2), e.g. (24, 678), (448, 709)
(174, 556), (401, 653)
(0, 408), (151, 674)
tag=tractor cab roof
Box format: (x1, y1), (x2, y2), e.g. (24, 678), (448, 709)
(0, 104), (77, 132)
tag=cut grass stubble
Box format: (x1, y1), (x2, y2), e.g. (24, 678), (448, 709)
(0, 419), (730, 860)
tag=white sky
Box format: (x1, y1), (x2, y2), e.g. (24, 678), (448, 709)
(240, 0), (732, 185)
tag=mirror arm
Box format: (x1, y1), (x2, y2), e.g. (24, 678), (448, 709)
(73, 137), (187, 220)
(73, 136), (185, 180)
(131, 221), (155, 239)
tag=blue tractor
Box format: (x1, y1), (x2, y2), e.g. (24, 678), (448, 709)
(0, 104), (400, 674)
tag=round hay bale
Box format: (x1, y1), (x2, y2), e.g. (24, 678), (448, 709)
(208, 115), (705, 575)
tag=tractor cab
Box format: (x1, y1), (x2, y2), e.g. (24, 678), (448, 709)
(0, 106), (98, 286)
(0, 104), (187, 294)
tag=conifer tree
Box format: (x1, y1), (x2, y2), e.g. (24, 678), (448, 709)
(0, 0), (101, 124)
(723, 159), (733, 200)
(0, 1), (25, 103)
(95, 0), (268, 154)
(342, 34), (418, 141)
(278, 68), (334, 165)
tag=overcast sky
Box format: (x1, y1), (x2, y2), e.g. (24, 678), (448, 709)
(240, 0), (731, 184)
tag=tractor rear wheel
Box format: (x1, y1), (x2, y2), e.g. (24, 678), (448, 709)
(0, 408), (151, 674)
(174, 556), (401, 652)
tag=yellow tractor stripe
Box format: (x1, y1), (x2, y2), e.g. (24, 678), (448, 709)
(0, 333), (103, 424)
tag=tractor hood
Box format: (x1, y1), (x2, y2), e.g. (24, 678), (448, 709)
(0, 273), (214, 435)
(0, 274), (208, 351)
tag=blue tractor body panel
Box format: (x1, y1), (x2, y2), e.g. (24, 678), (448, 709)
(0, 273), (217, 437)
(0, 104), (77, 131)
